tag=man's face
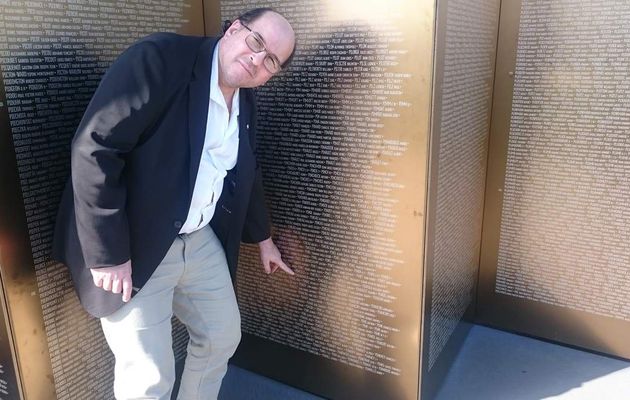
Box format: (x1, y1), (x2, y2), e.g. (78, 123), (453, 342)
(218, 12), (295, 90)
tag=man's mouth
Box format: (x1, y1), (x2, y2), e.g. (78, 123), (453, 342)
(238, 59), (255, 77)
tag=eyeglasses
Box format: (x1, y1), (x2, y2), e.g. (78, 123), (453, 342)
(241, 24), (282, 74)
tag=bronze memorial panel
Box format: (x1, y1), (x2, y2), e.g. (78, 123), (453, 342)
(220, 1), (435, 399)
(478, 0), (630, 359)
(421, 0), (500, 397)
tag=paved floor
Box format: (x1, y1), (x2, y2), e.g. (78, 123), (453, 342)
(219, 325), (630, 400)
(434, 325), (630, 400)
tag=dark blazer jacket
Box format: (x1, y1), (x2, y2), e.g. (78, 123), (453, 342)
(53, 33), (271, 318)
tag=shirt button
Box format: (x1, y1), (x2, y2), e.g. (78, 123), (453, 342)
(246, 124), (250, 129)
(174, 220), (183, 229)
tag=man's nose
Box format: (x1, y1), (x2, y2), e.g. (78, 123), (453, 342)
(250, 51), (266, 66)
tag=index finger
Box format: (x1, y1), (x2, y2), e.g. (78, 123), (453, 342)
(276, 260), (294, 275)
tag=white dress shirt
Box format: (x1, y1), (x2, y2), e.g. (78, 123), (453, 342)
(179, 44), (240, 234)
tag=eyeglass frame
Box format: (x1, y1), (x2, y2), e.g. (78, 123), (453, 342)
(240, 23), (283, 74)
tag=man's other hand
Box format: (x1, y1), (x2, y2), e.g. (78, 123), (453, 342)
(258, 237), (294, 275)
(90, 260), (133, 302)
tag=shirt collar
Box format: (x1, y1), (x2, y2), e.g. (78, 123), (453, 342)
(210, 42), (240, 117)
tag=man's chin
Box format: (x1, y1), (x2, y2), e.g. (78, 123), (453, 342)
(229, 77), (264, 90)
(223, 70), (270, 90)
(222, 74), (248, 91)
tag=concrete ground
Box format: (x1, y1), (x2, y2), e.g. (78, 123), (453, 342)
(219, 325), (630, 400)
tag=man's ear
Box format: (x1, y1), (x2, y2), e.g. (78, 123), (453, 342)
(225, 19), (242, 36)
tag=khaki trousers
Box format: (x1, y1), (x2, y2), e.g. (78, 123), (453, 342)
(101, 225), (241, 400)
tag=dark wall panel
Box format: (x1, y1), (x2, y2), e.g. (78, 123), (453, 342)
(0, 2), (204, 398)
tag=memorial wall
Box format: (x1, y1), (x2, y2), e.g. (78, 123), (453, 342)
(0, 1), (203, 398)
(0, 0), (628, 399)
(478, 0), (630, 359)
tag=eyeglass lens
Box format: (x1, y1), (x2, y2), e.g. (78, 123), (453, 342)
(244, 32), (281, 73)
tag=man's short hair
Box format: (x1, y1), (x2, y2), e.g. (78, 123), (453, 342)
(222, 7), (296, 70)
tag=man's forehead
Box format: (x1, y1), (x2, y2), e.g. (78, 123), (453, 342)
(248, 12), (294, 49)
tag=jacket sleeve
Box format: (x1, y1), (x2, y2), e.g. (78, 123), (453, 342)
(71, 39), (168, 268)
(241, 165), (272, 243)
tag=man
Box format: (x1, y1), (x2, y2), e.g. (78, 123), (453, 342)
(53, 8), (296, 399)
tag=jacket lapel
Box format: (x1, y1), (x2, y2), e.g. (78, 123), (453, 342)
(188, 37), (218, 199)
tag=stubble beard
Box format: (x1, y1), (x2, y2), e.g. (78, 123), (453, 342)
(223, 59), (256, 90)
